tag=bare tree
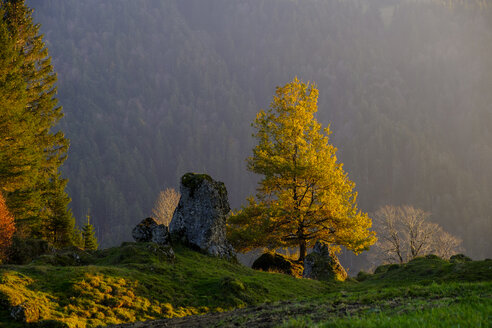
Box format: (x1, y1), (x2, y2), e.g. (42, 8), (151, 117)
(152, 188), (180, 226)
(374, 205), (406, 264)
(399, 206), (436, 259)
(373, 205), (463, 265)
(432, 228), (463, 259)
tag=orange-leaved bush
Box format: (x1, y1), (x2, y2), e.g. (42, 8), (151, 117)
(0, 192), (15, 262)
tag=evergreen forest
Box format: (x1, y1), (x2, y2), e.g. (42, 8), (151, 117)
(25, 0), (492, 264)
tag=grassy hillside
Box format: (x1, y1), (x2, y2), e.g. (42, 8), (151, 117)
(278, 256), (492, 328)
(113, 255), (491, 327)
(0, 243), (329, 327)
(0, 244), (491, 327)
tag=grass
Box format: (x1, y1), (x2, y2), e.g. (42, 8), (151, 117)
(0, 242), (329, 327)
(281, 296), (491, 328)
(0, 244), (490, 327)
(276, 256), (492, 328)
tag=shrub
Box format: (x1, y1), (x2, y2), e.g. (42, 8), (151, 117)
(8, 238), (52, 264)
(0, 193), (15, 262)
(356, 271), (371, 281)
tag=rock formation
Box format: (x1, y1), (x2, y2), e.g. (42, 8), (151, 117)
(169, 173), (235, 259)
(252, 252), (303, 278)
(132, 217), (171, 246)
(303, 240), (348, 281)
(10, 302), (39, 323)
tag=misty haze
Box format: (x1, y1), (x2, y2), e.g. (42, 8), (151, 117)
(31, 0), (491, 262)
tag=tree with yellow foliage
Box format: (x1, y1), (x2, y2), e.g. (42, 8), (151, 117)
(228, 78), (376, 262)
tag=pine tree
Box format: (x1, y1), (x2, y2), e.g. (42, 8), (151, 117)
(0, 0), (72, 241)
(82, 214), (98, 251)
(0, 3), (40, 237)
(71, 226), (84, 249)
(44, 173), (76, 248)
(228, 78), (376, 262)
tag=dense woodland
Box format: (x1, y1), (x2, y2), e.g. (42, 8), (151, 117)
(25, 0), (492, 265)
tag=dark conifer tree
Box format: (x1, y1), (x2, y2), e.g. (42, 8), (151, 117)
(82, 214), (98, 251)
(0, 3), (39, 237)
(0, 0), (73, 243)
(44, 173), (75, 248)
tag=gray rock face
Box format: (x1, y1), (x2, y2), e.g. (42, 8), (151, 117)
(10, 302), (39, 322)
(10, 305), (26, 322)
(151, 224), (171, 245)
(132, 217), (171, 246)
(303, 240), (348, 281)
(169, 173), (236, 259)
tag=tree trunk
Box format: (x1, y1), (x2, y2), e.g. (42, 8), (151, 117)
(298, 240), (306, 263)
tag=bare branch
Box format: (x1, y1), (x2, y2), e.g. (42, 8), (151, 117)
(371, 205), (463, 266)
(151, 188), (181, 226)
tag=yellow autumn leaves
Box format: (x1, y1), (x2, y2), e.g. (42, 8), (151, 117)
(228, 78), (376, 261)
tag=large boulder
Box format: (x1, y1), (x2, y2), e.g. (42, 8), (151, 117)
(169, 173), (235, 259)
(132, 217), (171, 246)
(303, 241), (348, 281)
(252, 252), (303, 278)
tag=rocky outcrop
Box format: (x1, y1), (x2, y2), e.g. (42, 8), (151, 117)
(169, 173), (235, 259)
(303, 241), (347, 281)
(10, 302), (39, 323)
(252, 252), (303, 278)
(450, 253), (472, 263)
(132, 217), (171, 246)
(151, 225), (171, 245)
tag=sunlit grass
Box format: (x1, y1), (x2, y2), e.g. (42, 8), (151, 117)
(281, 297), (491, 328)
(0, 244), (490, 327)
(0, 242), (328, 327)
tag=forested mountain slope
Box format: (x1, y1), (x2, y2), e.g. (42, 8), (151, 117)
(27, 0), (492, 262)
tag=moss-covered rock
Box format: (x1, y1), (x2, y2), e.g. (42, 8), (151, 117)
(10, 302), (40, 323)
(252, 252), (303, 278)
(181, 173), (213, 195)
(132, 217), (171, 246)
(132, 217), (159, 242)
(450, 254), (472, 263)
(303, 241), (347, 281)
(356, 270), (371, 281)
(221, 276), (246, 293)
(374, 263), (401, 274)
(424, 254), (442, 260)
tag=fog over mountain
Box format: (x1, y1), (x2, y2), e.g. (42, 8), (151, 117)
(28, 0), (492, 267)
